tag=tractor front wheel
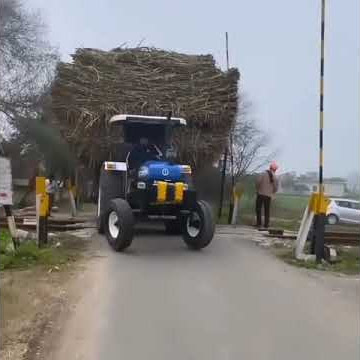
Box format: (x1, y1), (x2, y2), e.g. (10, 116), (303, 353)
(182, 200), (215, 250)
(105, 199), (134, 252)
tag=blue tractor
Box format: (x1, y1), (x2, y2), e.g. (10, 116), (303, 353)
(97, 114), (215, 251)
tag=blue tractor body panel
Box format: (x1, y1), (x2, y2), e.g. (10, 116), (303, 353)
(144, 161), (183, 182)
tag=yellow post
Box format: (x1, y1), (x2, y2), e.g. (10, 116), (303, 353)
(67, 178), (77, 217)
(231, 183), (244, 225)
(309, 192), (330, 215)
(36, 177), (48, 246)
(36, 177), (46, 196)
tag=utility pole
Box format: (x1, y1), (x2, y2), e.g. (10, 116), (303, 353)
(313, 0), (326, 261)
(227, 32), (235, 224)
(218, 32), (231, 220)
(228, 132), (235, 224)
(218, 150), (227, 219)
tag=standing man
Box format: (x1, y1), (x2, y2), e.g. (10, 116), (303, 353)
(255, 162), (279, 228)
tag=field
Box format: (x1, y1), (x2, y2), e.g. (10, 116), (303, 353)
(218, 193), (309, 230)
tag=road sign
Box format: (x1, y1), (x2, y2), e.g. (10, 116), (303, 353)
(0, 156), (13, 205)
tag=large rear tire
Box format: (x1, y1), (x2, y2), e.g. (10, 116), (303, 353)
(182, 200), (215, 250)
(97, 166), (125, 234)
(105, 199), (134, 251)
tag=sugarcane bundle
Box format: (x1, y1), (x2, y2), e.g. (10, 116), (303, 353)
(51, 47), (239, 170)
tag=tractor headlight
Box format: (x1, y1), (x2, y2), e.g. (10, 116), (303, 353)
(180, 165), (192, 175)
(138, 166), (149, 179)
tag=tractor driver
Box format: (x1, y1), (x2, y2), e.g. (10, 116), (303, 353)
(128, 137), (161, 171)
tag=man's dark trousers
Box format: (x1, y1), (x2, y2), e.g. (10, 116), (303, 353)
(256, 194), (271, 228)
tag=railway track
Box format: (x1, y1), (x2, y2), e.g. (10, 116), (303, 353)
(264, 228), (359, 246)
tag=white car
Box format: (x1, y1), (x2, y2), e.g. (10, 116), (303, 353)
(326, 198), (360, 225)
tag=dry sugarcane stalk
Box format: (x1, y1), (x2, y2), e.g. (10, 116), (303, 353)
(51, 47), (240, 171)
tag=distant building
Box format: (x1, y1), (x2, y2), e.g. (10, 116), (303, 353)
(347, 172), (360, 194)
(279, 172), (347, 197)
(310, 179), (347, 197)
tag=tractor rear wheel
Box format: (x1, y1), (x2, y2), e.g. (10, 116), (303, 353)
(97, 166), (125, 234)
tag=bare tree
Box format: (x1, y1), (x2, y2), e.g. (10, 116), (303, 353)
(0, 1), (74, 177)
(230, 95), (276, 179)
(0, 0), (58, 125)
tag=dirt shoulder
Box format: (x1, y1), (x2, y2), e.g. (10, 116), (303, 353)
(0, 230), (97, 360)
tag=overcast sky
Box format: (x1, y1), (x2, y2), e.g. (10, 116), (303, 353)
(28, 0), (359, 178)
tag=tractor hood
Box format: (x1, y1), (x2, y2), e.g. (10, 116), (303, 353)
(138, 161), (191, 182)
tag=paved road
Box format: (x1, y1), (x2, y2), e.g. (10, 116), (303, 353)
(50, 226), (359, 360)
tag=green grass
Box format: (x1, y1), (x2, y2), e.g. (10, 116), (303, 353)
(275, 247), (360, 275)
(272, 194), (308, 217)
(238, 214), (300, 231)
(217, 193), (309, 230)
(0, 229), (80, 271)
(0, 229), (13, 254)
(331, 248), (360, 274)
(273, 194), (309, 210)
(217, 206), (231, 225)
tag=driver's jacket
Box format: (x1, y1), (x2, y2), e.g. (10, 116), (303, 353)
(128, 144), (160, 170)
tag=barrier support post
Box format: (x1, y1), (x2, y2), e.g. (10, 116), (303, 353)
(36, 177), (48, 247)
